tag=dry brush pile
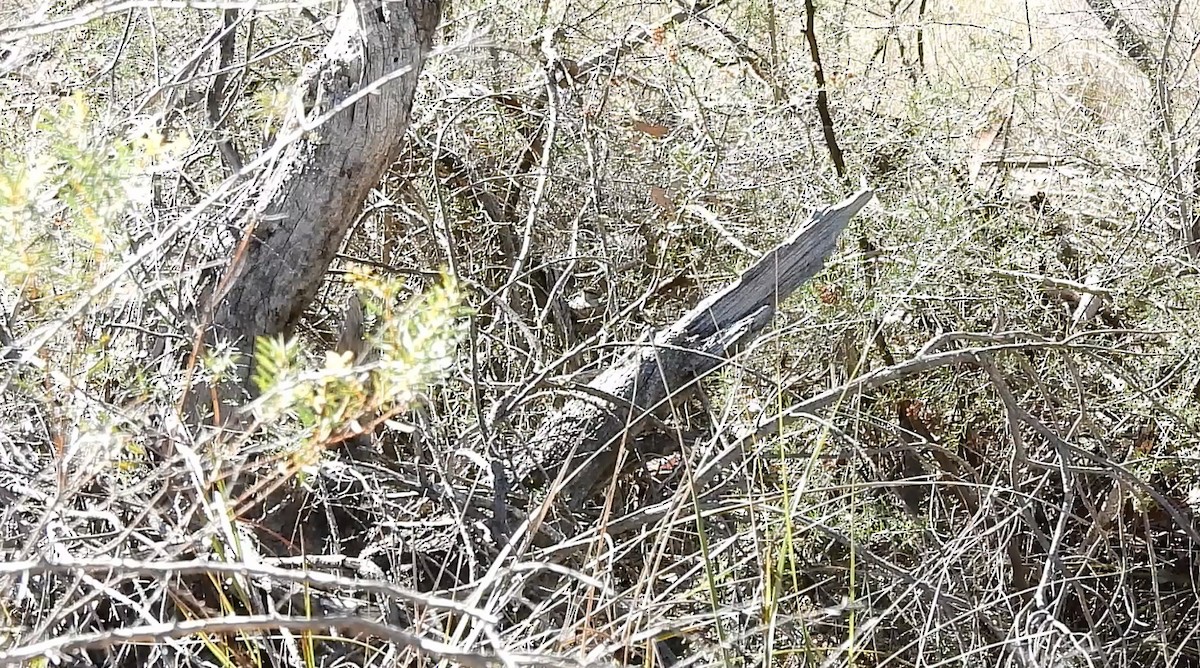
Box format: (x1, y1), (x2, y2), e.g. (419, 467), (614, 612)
(2, 0), (1200, 666)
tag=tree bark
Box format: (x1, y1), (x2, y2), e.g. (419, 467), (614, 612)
(516, 189), (874, 508)
(203, 0), (441, 414)
(1084, 0), (1156, 76)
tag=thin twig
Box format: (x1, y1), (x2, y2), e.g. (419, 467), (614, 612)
(803, 0), (846, 177)
(0, 614), (500, 667)
(0, 557), (498, 623)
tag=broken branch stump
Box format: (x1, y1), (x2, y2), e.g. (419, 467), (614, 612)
(516, 189), (875, 508)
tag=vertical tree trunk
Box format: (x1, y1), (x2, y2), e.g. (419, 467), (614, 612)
(202, 0), (441, 414)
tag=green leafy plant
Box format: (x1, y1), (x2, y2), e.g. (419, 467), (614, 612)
(0, 93), (178, 304)
(251, 269), (467, 460)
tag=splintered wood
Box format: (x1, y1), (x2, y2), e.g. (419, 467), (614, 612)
(516, 189), (875, 508)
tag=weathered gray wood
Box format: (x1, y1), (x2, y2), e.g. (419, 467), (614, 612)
(203, 0), (441, 411)
(517, 189), (875, 508)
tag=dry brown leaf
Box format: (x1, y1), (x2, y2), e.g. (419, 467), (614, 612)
(632, 119), (669, 138)
(967, 117), (1007, 186)
(649, 186), (674, 213)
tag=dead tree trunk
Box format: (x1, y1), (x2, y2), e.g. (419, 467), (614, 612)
(516, 189), (874, 508)
(201, 0), (441, 414)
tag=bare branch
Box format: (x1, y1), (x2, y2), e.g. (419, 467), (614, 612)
(0, 556), (497, 623)
(0, 614), (501, 667)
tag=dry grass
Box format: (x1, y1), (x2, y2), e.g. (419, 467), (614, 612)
(3, 0), (1200, 666)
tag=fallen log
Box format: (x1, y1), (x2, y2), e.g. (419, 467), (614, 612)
(515, 189), (875, 508)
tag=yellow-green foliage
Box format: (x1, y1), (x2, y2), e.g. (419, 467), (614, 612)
(0, 92), (179, 308)
(251, 270), (467, 456)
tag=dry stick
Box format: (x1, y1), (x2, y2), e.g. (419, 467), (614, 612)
(1085, 0), (1195, 257)
(497, 36), (559, 310)
(803, 0), (846, 178)
(0, 557), (497, 622)
(1083, 0), (1156, 74)
(478, 192), (872, 643)
(765, 0), (783, 102)
(916, 0), (928, 77)
(979, 355), (1102, 648)
(206, 8), (243, 173)
(1155, 0), (1194, 258)
(521, 189), (874, 509)
(0, 614), (498, 667)
(981, 355), (1200, 547)
(692, 13), (777, 95)
(0, 0), (325, 42)
(528, 0), (730, 93)
(695, 330), (1152, 495)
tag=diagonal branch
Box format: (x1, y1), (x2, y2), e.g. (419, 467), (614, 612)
(517, 189), (874, 508)
(803, 0), (847, 177)
(0, 614), (499, 667)
(195, 0), (441, 418)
